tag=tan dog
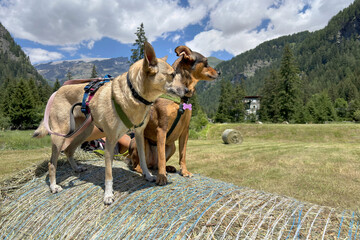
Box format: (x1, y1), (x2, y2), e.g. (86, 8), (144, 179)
(128, 46), (219, 185)
(33, 42), (188, 205)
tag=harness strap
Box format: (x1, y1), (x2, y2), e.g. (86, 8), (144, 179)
(81, 75), (112, 115)
(113, 97), (134, 129)
(112, 97), (147, 129)
(166, 103), (185, 138)
(44, 92), (93, 138)
(166, 97), (192, 139)
(44, 75), (112, 139)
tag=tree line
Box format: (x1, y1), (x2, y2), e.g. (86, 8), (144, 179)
(0, 78), (52, 129)
(214, 44), (360, 123)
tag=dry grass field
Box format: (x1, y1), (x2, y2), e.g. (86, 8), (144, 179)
(1, 123), (360, 211)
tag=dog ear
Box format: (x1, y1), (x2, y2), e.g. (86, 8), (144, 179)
(175, 46), (195, 61)
(160, 56), (168, 62)
(143, 42), (158, 68)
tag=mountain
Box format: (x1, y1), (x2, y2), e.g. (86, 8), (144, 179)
(0, 22), (47, 86)
(35, 55), (222, 86)
(0, 22), (52, 129)
(197, 0), (360, 117)
(207, 57), (223, 68)
(35, 57), (130, 85)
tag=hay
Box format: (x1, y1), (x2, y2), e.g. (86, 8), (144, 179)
(222, 129), (243, 144)
(1, 154), (359, 239)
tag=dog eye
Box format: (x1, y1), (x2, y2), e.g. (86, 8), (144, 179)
(171, 72), (176, 78)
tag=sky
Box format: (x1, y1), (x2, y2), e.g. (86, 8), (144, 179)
(0, 0), (355, 65)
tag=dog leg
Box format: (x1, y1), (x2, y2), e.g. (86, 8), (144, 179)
(165, 143), (177, 173)
(65, 144), (87, 173)
(49, 135), (65, 193)
(64, 127), (93, 173)
(103, 139), (117, 205)
(135, 128), (155, 182)
(178, 130), (193, 177)
(156, 127), (168, 185)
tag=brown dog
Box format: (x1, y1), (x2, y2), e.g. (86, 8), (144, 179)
(128, 46), (219, 185)
(33, 42), (188, 204)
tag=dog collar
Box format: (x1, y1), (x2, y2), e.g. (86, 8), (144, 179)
(112, 96), (147, 129)
(127, 73), (153, 105)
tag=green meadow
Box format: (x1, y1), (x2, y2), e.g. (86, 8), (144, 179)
(1, 123), (360, 210)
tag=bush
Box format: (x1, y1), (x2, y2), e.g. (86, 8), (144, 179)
(353, 110), (360, 122)
(189, 109), (208, 132)
(0, 113), (11, 130)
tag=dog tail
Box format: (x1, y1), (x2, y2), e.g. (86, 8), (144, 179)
(32, 120), (49, 138)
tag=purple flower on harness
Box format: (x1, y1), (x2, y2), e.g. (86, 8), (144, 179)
(183, 103), (192, 111)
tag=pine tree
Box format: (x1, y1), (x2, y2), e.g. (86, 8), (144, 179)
(27, 78), (41, 105)
(189, 93), (201, 116)
(260, 70), (282, 122)
(90, 64), (98, 78)
(2, 78), (16, 118)
(215, 79), (233, 123)
(230, 83), (246, 122)
(278, 45), (302, 122)
(53, 79), (61, 92)
(334, 98), (348, 120)
(130, 23), (148, 64)
(66, 71), (72, 80)
(7, 79), (37, 128)
(306, 92), (337, 123)
(38, 83), (52, 103)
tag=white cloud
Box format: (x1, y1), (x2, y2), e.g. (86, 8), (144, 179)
(59, 46), (78, 53)
(0, 0), (209, 45)
(187, 0), (354, 56)
(172, 34), (181, 43)
(84, 40), (95, 50)
(0, 0), (354, 60)
(23, 48), (64, 64)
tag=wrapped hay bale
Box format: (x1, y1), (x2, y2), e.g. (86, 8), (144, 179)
(222, 129), (243, 144)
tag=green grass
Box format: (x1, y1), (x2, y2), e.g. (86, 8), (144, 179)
(1, 125), (360, 211)
(168, 123), (360, 210)
(0, 130), (51, 150)
(0, 130), (51, 181)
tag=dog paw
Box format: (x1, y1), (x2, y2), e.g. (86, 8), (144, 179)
(144, 174), (156, 182)
(166, 165), (177, 173)
(50, 184), (63, 193)
(74, 165), (87, 173)
(156, 174), (168, 186)
(104, 193), (114, 205)
(181, 170), (193, 178)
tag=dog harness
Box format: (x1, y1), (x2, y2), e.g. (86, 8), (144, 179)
(165, 96), (192, 138)
(44, 75), (112, 138)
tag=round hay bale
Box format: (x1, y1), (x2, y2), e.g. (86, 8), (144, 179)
(1, 158), (359, 239)
(222, 129), (243, 144)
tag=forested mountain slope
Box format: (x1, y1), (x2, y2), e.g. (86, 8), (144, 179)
(0, 22), (52, 129)
(197, 0), (360, 117)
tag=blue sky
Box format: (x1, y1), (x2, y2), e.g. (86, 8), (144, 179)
(0, 0), (354, 65)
